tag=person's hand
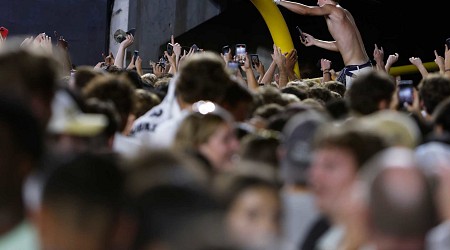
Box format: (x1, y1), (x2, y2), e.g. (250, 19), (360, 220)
(271, 44), (286, 69)
(127, 56), (136, 70)
(94, 62), (106, 69)
(272, 44), (288, 87)
(20, 36), (34, 48)
(256, 60), (265, 76)
(152, 63), (165, 77)
(170, 35), (182, 58)
(135, 56), (142, 69)
(221, 50), (233, 64)
(56, 36), (68, 50)
(386, 53), (399, 66)
(33, 33), (46, 45)
(285, 49), (298, 71)
(165, 50), (176, 68)
(409, 57), (423, 67)
(445, 44), (450, 76)
(119, 34), (134, 49)
(403, 87), (421, 114)
(178, 49), (189, 68)
(320, 58), (332, 71)
(40, 34), (53, 54)
(241, 53), (251, 71)
(103, 52), (115, 66)
(301, 32), (315, 47)
(135, 56), (143, 76)
(434, 50), (445, 72)
(373, 44), (384, 64)
(410, 56), (429, 78)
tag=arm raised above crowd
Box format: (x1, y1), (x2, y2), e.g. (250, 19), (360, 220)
(114, 34), (134, 69)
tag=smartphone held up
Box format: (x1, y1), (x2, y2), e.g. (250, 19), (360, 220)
(397, 80), (414, 106)
(235, 44), (246, 66)
(133, 50), (139, 64)
(296, 26), (306, 43)
(250, 54), (260, 68)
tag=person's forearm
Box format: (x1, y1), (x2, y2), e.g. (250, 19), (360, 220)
(322, 69), (332, 82)
(314, 39), (339, 52)
(416, 65), (429, 79)
(168, 64), (176, 75)
(136, 65), (143, 76)
(114, 46), (127, 68)
(385, 63), (393, 74)
(375, 61), (386, 72)
(287, 70), (299, 82)
(261, 61), (277, 84)
(278, 69), (288, 88)
(53, 46), (72, 76)
(445, 55), (450, 78)
(245, 68), (259, 91)
(277, 0), (311, 15)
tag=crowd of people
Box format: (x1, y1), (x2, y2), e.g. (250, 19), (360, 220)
(1, 0), (450, 249)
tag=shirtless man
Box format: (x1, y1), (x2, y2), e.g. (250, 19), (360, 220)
(274, 0), (372, 88)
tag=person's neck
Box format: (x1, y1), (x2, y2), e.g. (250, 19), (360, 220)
(176, 96), (192, 110)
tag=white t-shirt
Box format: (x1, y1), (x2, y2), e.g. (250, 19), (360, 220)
(128, 75), (181, 148)
(146, 109), (190, 149)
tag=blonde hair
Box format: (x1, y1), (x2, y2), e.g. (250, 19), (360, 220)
(173, 112), (228, 152)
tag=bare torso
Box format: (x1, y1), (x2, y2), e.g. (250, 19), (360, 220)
(326, 5), (369, 66)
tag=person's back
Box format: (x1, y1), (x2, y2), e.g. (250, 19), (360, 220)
(133, 52), (233, 149)
(0, 96), (43, 250)
(323, 3), (368, 66)
(278, 110), (329, 249)
(37, 152), (125, 250)
(275, 0), (372, 88)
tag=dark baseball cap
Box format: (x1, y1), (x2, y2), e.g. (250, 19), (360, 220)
(279, 110), (328, 185)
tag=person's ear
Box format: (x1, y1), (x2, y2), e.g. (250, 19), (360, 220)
(378, 99), (388, 110)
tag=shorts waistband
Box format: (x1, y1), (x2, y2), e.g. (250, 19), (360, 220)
(344, 60), (373, 71)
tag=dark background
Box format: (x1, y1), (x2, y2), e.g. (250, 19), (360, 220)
(174, 0), (448, 83)
(1, 0), (447, 84)
(0, 0), (111, 67)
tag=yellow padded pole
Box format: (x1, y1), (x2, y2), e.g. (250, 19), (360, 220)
(250, 0), (301, 78)
(389, 62), (439, 76)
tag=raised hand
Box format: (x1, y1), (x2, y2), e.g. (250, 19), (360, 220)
(434, 50), (445, 73)
(285, 49), (298, 71)
(127, 55), (136, 70)
(33, 32), (46, 45)
(301, 32), (315, 47)
(409, 56), (423, 67)
(409, 56), (428, 78)
(373, 44), (385, 71)
(57, 36), (68, 50)
(135, 56), (143, 75)
(114, 34), (134, 68)
(271, 44), (288, 87)
(40, 34), (53, 54)
(386, 53), (399, 67)
(285, 49), (299, 80)
(120, 34), (134, 49)
(103, 52), (115, 66)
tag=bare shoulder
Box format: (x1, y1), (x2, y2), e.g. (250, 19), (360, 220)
(327, 4), (348, 20)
